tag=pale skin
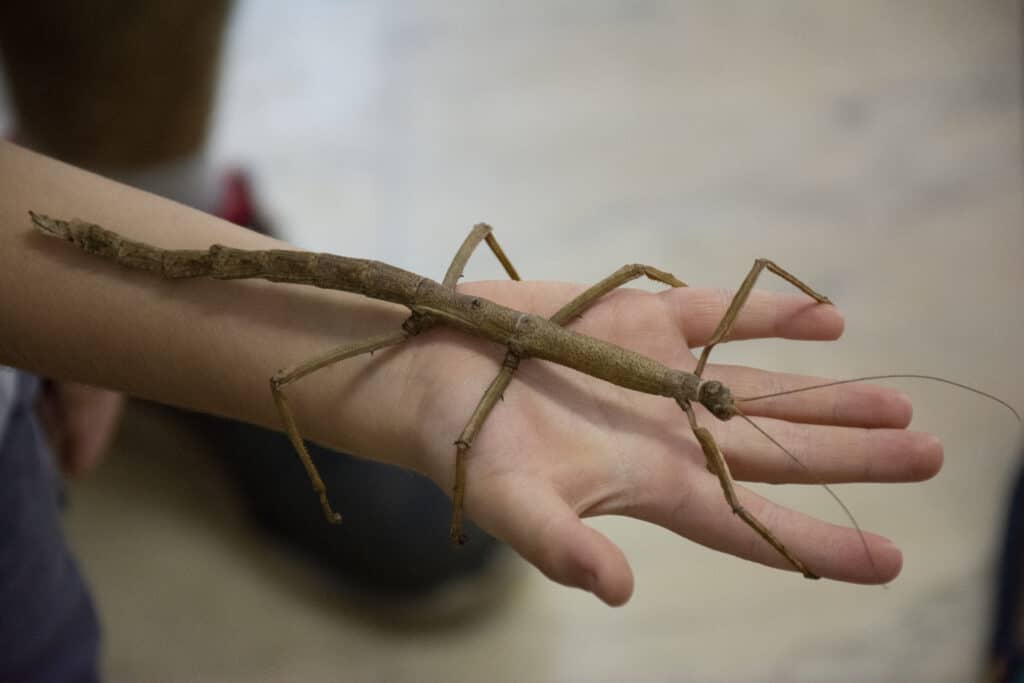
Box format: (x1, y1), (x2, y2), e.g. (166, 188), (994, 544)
(0, 141), (943, 605)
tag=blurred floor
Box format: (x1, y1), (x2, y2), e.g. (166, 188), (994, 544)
(4, 1), (1023, 681)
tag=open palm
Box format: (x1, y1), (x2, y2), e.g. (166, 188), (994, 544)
(402, 280), (942, 606)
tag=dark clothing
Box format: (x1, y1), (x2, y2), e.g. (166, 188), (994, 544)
(0, 368), (100, 682)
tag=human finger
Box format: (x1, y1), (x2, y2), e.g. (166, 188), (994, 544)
(712, 416), (943, 484)
(665, 288), (844, 347)
(61, 385), (123, 476)
(703, 363), (914, 429)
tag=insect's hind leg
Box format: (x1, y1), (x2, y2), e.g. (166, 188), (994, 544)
(694, 259), (830, 377)
(448, 260), (687, 545)
(270, 330), (411, 524)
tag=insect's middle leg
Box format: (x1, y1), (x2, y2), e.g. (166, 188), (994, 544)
(440, 223), (521, 543)
(449, 260), (687, 544)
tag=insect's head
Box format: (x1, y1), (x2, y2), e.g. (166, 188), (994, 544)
(698, 380), (736, 421)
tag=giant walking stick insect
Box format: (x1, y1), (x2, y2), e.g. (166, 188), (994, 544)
(31, 212), (1020, 580)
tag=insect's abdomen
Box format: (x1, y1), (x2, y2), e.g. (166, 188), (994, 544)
(32, 213), (213, 277)
(31, 213), (427, 300)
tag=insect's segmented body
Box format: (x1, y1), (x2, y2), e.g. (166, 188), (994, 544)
(33, 214), (703, 403)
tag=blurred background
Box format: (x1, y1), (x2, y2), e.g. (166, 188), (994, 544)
(2, 1), (1022, 681)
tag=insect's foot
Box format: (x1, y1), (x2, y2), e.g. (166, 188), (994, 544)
(319, 498), (343, 525)
(450, 526), (470, 547)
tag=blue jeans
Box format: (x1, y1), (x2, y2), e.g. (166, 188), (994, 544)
(0, 368), (100, 682)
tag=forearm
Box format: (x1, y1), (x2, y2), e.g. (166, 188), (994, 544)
(0, 141), (417, 464)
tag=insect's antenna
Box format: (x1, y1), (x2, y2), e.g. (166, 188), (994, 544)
(732, 406), (884, 586)
(736, 374), (1021, 423)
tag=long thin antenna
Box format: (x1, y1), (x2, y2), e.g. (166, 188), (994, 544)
(736, 374), (1021, 423)
(733, 407), (884, 585)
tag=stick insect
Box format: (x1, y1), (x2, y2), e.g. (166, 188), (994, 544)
(30, 212), (1020, 581)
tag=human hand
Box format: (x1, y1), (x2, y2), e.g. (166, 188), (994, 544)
(36, 380), (124, 477)
(396, 281), (942, 605)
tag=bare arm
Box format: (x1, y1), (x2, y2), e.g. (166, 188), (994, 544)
(0, 140), (414, 463)
(0, 140), (940, 604)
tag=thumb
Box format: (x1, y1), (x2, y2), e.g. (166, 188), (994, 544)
(471, 476), (634, 606)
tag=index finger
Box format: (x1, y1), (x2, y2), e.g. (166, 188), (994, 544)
(665, 288), (844, 347)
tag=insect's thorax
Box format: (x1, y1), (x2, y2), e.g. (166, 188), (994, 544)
(411, 282), (703, 400)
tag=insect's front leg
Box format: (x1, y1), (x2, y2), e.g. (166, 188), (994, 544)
(694, 259), (831, 376)
(679, 399), (819, 579)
